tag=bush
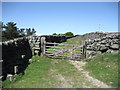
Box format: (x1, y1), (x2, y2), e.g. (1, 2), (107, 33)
(64, 32), (74, 36)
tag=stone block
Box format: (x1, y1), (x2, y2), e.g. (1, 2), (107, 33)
(110, 44), (119, 50)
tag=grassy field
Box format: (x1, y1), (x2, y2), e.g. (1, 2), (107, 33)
(63, 36), (83, 45)
(3, 53), (118, 88)
(83, 53), (119, 87)
(3, 56), (94, 88)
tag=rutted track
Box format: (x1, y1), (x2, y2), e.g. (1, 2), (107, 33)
(69, 60), (111, 88)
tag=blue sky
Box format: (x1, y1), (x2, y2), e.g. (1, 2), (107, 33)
(2, 2), (118, 35)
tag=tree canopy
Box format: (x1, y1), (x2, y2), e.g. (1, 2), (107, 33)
(2, 22), (36, 41)
(52, 33), (57, 35)
(2, 22), (19, 40)
(52, 32), (74, 37)
(64, 32), (74, 37)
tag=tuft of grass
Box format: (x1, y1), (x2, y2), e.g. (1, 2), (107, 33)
(83, 53), (118, 87)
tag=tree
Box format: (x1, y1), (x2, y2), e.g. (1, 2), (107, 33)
(64, 32), (74, 36)
(0, 21), (3, 31)
(2, 22), (19, 39)
(26, 28), (36, 36)
(18, 28), (25, 36)
(26, 28), (31, 36)
(2, 22), (37, 41)
(0, 22), (2, 41)
(31, 28), (36, 36)
(52, 33), (57, 35)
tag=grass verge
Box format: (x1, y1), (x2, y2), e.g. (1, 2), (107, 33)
(83, 53), (118, 87)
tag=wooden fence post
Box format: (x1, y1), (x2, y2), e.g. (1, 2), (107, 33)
(84, 40), (86, 58)
(14, 66), (18, 74)
(41, 37), (46, 56)
(43, 40), (46, 56)
(73, 45), (75, 60)
(83, 40), (86, 58)
(70, 45), (74, 60)
(54, 42), (55, 54)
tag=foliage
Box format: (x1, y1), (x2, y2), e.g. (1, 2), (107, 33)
(26, 28), (36, 36)
(2, 22), (19, 40)
(2, 22), (36, 41)
(0, 21), (3, 31)
(18, 28), (26, 36)
(64, 32), (74, 36)
(52, 33), (57, 35)
(84, 53), (118, 87)
(52, 32), (74, 36)
(52, 33), (64, 36)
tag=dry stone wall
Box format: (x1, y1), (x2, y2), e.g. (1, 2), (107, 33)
(42, 35), (66, 43)
(28, 35), (66, 55)
(79, 32), (107, 40)
(83, 33), (119, 58)
(2, 37), (32, 80)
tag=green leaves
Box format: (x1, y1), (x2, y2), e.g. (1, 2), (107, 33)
(2, 22), (36, 41)
(64, 32), (74, 37)
(2, 22), (19, 40)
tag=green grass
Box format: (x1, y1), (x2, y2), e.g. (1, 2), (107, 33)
(3, 56), (53, 88)
(63, 36), (83, 45)
(3, 53), (119, 88)
(3, 56), (82, 88)
(83, 53), (119, 87)
(50, 59), (93, 88)
(2, 56), (95, 88)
